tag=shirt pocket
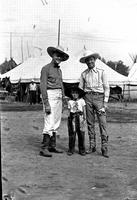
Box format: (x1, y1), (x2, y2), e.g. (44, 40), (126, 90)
(48, 76), (56, 83)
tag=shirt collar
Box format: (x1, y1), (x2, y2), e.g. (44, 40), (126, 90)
(87, 66), (97, 73)
(50, 61), (60, 68)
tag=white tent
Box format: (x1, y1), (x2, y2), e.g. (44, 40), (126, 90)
(0, 55), (129, 86)
(61, 56), (129, 86)
(0, 56), (51, 83)
(128, 63), (137, 85)
(125, 63), (137, 99)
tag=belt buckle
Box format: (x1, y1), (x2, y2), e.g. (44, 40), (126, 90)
(91, 91), (97, 95)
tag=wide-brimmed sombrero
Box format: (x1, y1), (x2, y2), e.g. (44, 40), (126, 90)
(47, 46), (69, 61)
(80, 50), (100, 63)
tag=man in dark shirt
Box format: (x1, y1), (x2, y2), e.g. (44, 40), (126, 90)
(39, 46), (69, 157)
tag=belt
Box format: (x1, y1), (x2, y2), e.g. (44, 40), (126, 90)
(86, 91), (104, 95)
(47, 88), (62, 90)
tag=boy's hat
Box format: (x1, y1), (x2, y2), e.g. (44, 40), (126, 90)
(66, 85), (85, 98)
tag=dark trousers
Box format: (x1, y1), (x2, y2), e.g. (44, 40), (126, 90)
(67, 113), (85, 153)
(29, 91), (36, 104)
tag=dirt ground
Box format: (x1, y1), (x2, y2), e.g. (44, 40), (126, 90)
(1, 101), (137, 200)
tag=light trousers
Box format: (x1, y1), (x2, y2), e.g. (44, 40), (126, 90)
(42, 89), (62, 136)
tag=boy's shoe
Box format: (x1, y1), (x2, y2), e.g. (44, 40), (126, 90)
(79, 151), (86, 156)
(86, 147), (96, 154)
(67, 150), (74, 156)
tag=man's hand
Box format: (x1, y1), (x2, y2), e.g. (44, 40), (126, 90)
(62, 96), (68, 112)
(45, 106), (51, 114)
(98, 102), (108, 114)
(103, 101), (108, 109)
(44, 101), (51, 114)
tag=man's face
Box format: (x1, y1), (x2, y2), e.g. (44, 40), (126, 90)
(85, 56), (95, 69)
(52, 52), (62, 65)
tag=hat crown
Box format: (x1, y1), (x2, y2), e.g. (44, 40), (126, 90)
(56, 45), (64, 52)
(83, 50), (95, 57)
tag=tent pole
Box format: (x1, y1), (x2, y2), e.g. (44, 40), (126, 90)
(10, 32), (12, 59)
(21, 36), (24, 63)
(57, 19), (61, 47)
(27, 41), (30, 58)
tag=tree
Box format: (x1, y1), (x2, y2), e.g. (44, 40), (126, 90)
(0, 58), (17, 74)
(101, 57), (106, 64)
(129, 53), (137, 64)
(107, 60), (129, 76)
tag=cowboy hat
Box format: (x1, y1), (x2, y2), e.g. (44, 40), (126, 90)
(66, 85), (85, 99)
(47, 46), (69, 61)
(79, 50), (100, 63)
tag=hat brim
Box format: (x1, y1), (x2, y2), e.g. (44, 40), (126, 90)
(47, 47), (69, 61)
(66, 86), (85, 98)
(80, 53), (100, 63)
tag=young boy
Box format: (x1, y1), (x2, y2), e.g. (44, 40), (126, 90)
(67, 86), (86, 156)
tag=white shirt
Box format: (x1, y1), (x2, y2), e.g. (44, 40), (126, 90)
(29, 83), (37, 91)
(68, 98), (86, 113)
(79, 66), (110, 102)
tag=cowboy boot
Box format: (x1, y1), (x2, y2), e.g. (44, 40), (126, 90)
(101, 146), (109, 158)
(39, 134), (52, 157)
(48, 132), (63, 153)
(101, 135), (109, 158)
(86, 135), (96, 154)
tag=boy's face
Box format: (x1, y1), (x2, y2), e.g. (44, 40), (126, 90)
(71, 90), (79, 100)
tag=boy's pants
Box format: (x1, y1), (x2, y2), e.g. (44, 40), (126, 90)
(67, 113), (85, 153)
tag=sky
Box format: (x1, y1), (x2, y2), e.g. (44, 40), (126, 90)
(0, 0), (137, 66)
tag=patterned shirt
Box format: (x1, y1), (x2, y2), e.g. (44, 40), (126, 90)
(79, 66), (110, 102)
(68, 98), (86, 113)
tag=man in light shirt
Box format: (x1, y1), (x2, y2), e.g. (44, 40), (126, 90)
(29, 79), (37, 104)
(79, 51), (110, 158)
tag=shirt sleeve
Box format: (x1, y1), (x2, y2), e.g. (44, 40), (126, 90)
(68, 100), (71, 109)
(40, 66), (49, 106)
(102, 70), (110, 102)
(60, 69), (65, 97)
(82, 99), (86, 106)
(78, 73), (84, 90)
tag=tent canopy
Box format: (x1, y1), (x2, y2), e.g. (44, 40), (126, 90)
(61, 56), (129, 86)
(0, 56), (50, 83)
(128, 63), (137, 85)
(0, 55), (129, 86)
